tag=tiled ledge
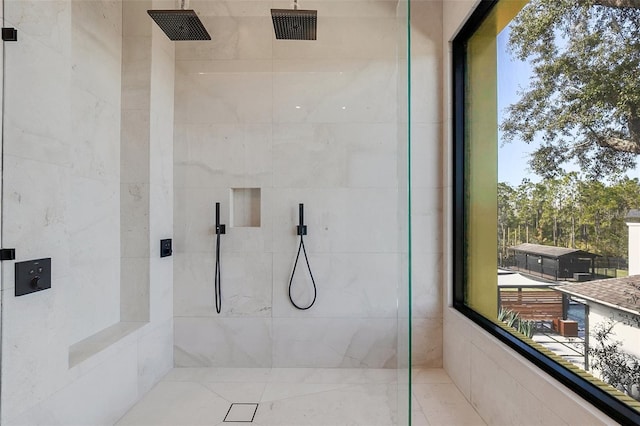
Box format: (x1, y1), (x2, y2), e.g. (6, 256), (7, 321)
(69, 321), (147, 368)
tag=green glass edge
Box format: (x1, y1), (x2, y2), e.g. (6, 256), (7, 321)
(407, 0), (413, 422)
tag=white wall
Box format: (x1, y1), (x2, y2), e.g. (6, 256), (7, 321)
(441, 0), (614, 423)
(410, 0), (445, 367)
(627, 222), (640, 275)
(0, 1), (174, 424)
(172, 0), (443, 368)
(589, 303), (640, 359)
(443, 309), (613, 424)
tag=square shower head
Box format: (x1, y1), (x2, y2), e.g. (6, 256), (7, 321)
(147, 9), (211, 41)
(271, 9), (317, 40)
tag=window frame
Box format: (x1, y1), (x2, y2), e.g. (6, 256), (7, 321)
(451, 1), (640, 424)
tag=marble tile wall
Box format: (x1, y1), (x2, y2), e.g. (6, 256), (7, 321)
(409, 0), (444, 368)
(69, 0), (123, 345)
(173, 0), (443, 369)
(443, 309), (612, 424)
(0, 1), (174, 424)
(121, 0), (152, 322)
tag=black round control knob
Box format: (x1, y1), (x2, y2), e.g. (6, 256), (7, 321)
(30, 276), (41, 290)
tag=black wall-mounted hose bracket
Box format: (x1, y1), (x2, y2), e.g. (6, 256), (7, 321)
(2, 27), (18, 42)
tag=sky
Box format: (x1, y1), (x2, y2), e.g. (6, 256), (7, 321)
(495, 23), (640, 187)
(496, 25), (540, 186)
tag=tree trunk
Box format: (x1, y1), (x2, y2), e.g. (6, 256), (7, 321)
(592, 0), (640, 9)
(597, 136), (640, 153)
(571, 214), (576, 248)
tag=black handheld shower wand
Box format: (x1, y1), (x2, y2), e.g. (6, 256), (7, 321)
(215, 202), (226, 314)
(297, 203), (307, 236)
(288, 203), (317, 310)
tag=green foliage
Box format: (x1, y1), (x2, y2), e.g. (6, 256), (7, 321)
(501, 308), (520, 328)
(498, 175), (640, 259)
(588, 319), (640, 401)
(498, 306), (513, 322)
(498, 307), (536, 338)
(501, 0), (640, 179)
(518, 319), (536, 339)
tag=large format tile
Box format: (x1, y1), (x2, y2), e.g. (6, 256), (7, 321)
(272, 123), (398, 189)
(174, 252), (273, 317)
(175, 71), (272, 124)
(411, 318), (443, 368)
(272, 317), (397, 368)
(202, 382), (267, 403)
(9, 344), (139, 426)
(260, 382), (352, 402)
(271, 16), (398, 60)
(115, 381), (230, 426)
(253, 384), (397, 426)
(164, 367), (272, 383)
(268, 367), (397, 385)
(413, 383), (486, 426)
(176, 16), (273, 60)
(272, 252), (399, 318)
(174, 317), (272, 367)
(173, 123), (272, 189)
(120, 368), (483, 426)
(272, 60), (398, 124)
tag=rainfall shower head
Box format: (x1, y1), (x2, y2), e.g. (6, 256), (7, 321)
(271, 5), (317, 40)
(147, 9), (211, 41)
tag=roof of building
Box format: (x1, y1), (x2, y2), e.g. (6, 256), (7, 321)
(626, 209), (640, 223)
(553, 275), (640, 316)
(509, 243), (597, 258)
(498, 269), (555, 287)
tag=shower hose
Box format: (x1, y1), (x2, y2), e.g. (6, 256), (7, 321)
(288, 204), (317, 310)
(214, 202), (224, 314)
(215, 229), (222, 314)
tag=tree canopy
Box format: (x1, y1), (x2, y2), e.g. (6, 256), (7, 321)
(501, 0), (640, 179)
(497, 175), (640, 260)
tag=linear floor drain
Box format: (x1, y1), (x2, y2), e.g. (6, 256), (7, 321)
(224, 403), (259, 422)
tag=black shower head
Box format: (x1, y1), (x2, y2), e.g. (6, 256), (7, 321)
(147, 9), (211, 41)
(271, 8), (317, 40)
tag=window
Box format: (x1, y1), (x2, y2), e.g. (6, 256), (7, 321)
(453, 1), (640, 423)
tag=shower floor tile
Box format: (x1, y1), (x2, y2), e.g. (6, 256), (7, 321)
(115, 368), (485, 426)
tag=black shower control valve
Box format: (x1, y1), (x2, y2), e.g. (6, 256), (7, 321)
(297, 225), (307, 236)
(15, 258), (51, 296)
(160, 239), (173, 258)
(216, 224), (226, 235)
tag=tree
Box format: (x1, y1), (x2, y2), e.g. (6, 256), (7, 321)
(501, 0), (640, 179)
(498, 182), (517, 261)
(497, 176), (640, 259)
(588, 319), (640, 401)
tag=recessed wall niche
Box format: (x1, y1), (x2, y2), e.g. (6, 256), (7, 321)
(230, 188), (261, 227)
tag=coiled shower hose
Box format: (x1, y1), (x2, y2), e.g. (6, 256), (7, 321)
(288, 203), (317, 310)
(214, 202), (225, 314)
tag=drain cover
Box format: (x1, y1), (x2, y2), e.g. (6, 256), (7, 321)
(223, 403), (259, 422)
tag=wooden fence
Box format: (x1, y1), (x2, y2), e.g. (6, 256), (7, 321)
(499, 289), (563, 322)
